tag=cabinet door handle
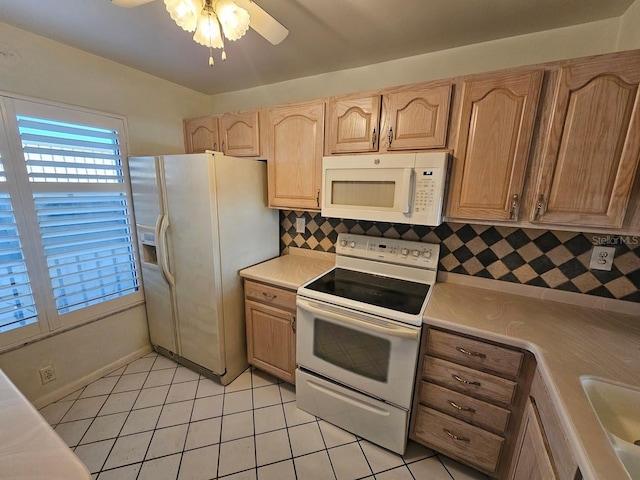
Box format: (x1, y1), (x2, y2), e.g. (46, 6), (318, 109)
(452, 374), (481, 387)
(213, 142), (218, 151)
(509, 193), (519, 220)
(291, 315), (296, 332)
(443, 429), (470, 442)
(448, 400), (476, 413)
(456, 346), (486, 359)
(316, 189), (320, 207)
(221, 141), (226, 154)
(262, 292), (276, 300)
(534, 193), (545, 220)
(371, 128), (377, 148)
(388, 126), (394, 147)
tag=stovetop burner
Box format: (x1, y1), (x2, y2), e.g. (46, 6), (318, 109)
(304, 267), (430, 315)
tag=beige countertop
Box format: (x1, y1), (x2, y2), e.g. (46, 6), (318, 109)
(425, 280), (640, 480)
(239, 247), (335, 290)
(0, 369), (91, 480)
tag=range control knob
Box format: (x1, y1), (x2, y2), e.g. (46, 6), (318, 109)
(401, 248), (409, 256)
(412, 250), (420, 257)
(340, 240), (347, 247)
(423, 250), (432, 259)
(349, 241), (356, 248)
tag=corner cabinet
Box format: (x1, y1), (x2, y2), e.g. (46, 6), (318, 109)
(447, 70), (543, 221)
(244, 280), (296, 384)
(265, 100), (325, 210)
(184, 115), (220, 153)
(531, 55), (640, 228)
(509, 370), (581, 480)
(326, 82), (452, 154)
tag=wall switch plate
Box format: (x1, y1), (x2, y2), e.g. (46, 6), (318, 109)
(589, 246), (616, 271)
(39, 365), (56, 384)
(295, 217), (305, 234)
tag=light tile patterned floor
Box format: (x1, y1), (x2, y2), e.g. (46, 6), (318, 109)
(40, 352), (490, 480)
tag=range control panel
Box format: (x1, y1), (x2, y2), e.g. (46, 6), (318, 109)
(336, 233), (440, 270)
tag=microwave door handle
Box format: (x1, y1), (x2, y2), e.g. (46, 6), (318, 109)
(297, 299), (419, 340)
(401, 168), (414, 213)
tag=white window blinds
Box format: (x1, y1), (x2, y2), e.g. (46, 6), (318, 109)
(16, 116), (139, 316)
(0, 157), (38, 333)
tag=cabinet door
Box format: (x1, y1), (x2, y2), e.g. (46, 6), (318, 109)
(327, 94), (382, 153)
(532, 56), (640, 228)
(510, 399), (557, 480)
(448, 70), (543, 221)
(245, 300), (296, 384)
(266, 101), (324, 210)
(183, 115), (219, 153)
(383, 84), (452, 150)
(218, 110), (261, 157)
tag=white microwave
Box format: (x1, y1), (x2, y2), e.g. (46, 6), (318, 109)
(321, 152), (448, 225)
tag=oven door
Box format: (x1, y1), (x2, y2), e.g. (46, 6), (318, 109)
(296, 297), (421, 409)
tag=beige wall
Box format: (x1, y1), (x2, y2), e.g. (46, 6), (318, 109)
(618, 0), (640, 50)
(209, 17), (621, 113)
(0, 21), (210, 156)
(0, 307), (150, 406)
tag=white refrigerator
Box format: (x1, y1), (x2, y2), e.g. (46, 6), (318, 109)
(129, 152), (279, 385)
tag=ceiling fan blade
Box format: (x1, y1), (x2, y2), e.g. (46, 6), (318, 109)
(111, 0), (155, 7)
(236, 0), (289, 45)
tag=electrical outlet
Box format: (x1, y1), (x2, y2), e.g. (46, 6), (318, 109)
(39, 365), (56, 384)
(589, 246), (616, 271)
(295, 217), (305, 234)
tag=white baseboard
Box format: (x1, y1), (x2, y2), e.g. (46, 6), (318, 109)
(32, 345), (153, 409)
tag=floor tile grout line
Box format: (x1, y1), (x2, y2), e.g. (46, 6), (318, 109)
(315, 416), (339, 480)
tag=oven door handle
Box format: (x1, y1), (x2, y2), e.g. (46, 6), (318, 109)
(297, 299), (420, 340)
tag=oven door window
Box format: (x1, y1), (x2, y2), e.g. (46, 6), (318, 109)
(313, 318), (390, 382)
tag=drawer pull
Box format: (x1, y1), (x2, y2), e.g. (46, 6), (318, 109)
(443, 428), (470, 442)
(456, 346), (486, 359)
(262, 292), (276, 300)
(452, 374), (481, 387)
(448, 400), (476, 413)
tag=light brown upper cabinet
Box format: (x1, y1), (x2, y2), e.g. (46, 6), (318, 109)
(448, 70), (544, 221)
(327, 94), (382, 153)
(184, 115), (219, 153)
(326, 83), (452, 154)
(184, 110), (261, 156)
(218, 110), (261, 157)
(381, 83), (452, 151)
(531, 55), (640, 228)
(265, 100), (325, 210)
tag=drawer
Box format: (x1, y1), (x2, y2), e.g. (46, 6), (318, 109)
(422, 355), (517, 406)
(414, 405), (504, 474)
(419, 381), (511, 434)
(244, 280), (296, 311)
(427, 329), (523, 377)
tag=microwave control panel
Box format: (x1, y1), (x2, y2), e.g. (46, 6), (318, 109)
(412, 154), (448, 224)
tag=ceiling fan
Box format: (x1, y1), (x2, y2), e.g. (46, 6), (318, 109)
(111, 0), (289, 65)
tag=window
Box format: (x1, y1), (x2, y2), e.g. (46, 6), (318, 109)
(0, 96), (142, 348)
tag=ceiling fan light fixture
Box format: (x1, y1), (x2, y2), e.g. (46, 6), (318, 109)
(215, 0), (250, 41)
(193, 7), (224, 48)
(164, 0), (200, 32)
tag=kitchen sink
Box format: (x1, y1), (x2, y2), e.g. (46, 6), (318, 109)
(581, 376), (640, 479)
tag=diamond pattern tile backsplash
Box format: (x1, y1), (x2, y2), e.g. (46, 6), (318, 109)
(280, 211), (640, 303)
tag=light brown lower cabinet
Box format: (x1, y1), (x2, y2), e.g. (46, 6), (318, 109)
(244, 280), (296, 384)
(509, 371), (582, 480)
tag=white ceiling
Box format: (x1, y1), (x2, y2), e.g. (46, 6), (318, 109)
(0, 0), (634, 95)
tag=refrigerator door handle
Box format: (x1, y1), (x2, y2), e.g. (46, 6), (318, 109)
(158, 214), (176, 287)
